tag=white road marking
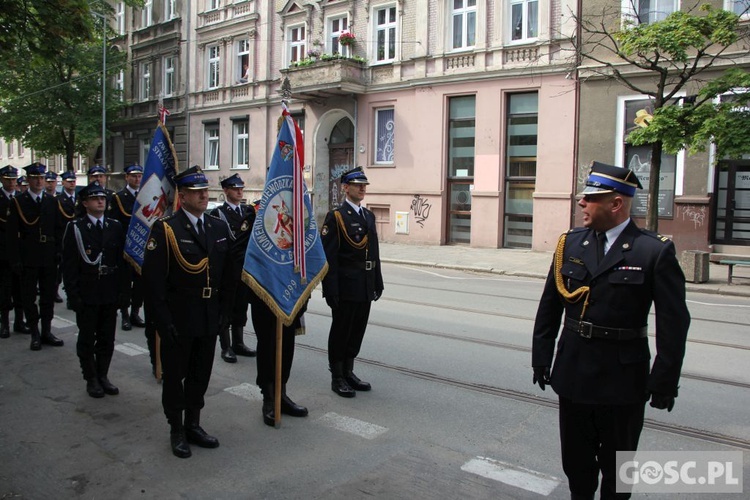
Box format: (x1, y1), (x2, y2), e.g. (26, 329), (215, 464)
(52, 316), (76, 327)
(461, 456), (561, 496)
(115, 343), (150, 356)
(686, 299), (750, 308)
(394, 265), (531, 282)
(317, 412), (388, 440)
(224, 383), (262, 401)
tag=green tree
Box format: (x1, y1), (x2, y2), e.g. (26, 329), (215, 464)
(577, 3), (750, 231)
(0, 13), (126, 170)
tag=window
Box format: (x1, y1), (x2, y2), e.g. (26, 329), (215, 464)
(728, 0), (750, 16)
(205, 124), (220, 169)
(18, 143), (25, 157)
(7, 141), (14, 157)
(509, 0), (538, 42)
(451, 0), (477, 50)
(208, 0), (219, 11)
(288, 25), (306, 65)
(374, 108), (395, 164)
(140, 62), (151, 101)
(374, 6), (397, 62)
(140, 138), (150, 166)
(237, 39), (250, 83)
(207, 45), (220, 89)
(622, 0), (678, 25)
(504, 93), (538, 249)
(142, 0), (152, 27)
(163, 56), (175, 97)
(115, 70), (124, 101)
(328, 15), (349, 55)
(447, 96), (475, 244)
(116, 2), (125, 35)
(165, 0), (176, 20)
(233, 120), (249, 169)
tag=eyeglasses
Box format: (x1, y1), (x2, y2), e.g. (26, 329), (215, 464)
(581, 194), (614, 203)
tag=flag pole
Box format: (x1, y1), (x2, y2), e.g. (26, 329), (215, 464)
(274, 316), (283, 428)
(155, 331), (162, 381)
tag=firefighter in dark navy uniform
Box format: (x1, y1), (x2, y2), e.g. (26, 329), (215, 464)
(321, 167), (384, 398)
(5, 171), (31, 334)
(0, 165), (21, 338)
(210, 173), (256, 363)
(111, 164), (146, 331)
(63, 182), (128, 398)
(77, 165), (115, 216)
(56, 171), (78, 310)
(6, 162), (65, 350)
(532, 162), (690, 500)
(142, 165), (235, 459)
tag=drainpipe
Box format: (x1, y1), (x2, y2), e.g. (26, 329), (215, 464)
(571, 0), (583, 229)
(184, 0), (192, 167)
(353, 94), (358, 166)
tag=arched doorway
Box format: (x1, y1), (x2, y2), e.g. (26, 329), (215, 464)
(328, 118), (354, 211)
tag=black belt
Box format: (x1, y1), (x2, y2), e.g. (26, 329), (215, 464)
(81, 265), (117, 276)
(170, 287), (219, 299)
(564, 317), (647, 340)
(355, 260), (377, 271)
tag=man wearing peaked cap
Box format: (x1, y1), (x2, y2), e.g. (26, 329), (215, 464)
(210, 173), (256, 363)
(531, 161), (690, 499)
(321, 166), (383, 398)
(82, 165), (115, 215)
(111, 164), (145, 331)
(142, 164), (235, 458)
(17, 176), (28, 193)
(44, 171), (58, 197)
(56, 171), (79, 310)
(62, 181), (128, 398)
(6, 162), (66, 350)
(0, 166), (20, 338)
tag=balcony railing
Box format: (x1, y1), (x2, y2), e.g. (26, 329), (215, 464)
(280, 57), (368, 98)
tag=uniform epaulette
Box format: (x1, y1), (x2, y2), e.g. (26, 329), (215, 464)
(640, 228), (671, 243)
(205, 212), (222, 221)
(157, 213), (177, 223)
(567, 227), (587, 234)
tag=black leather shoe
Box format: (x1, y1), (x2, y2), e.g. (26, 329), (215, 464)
(14, 322), (31, 334)
(86, 379), (105, 398)
(54, 293), (64, 303)
(170, 430), (192, 458)
(185, 425), (219, 448)
(221, 347), (237, 363)
(345, 373), (371, 391)
(121, 315), (132, 331)
(130, 313), (146, 328)
(281, 393), (308, 417)
(30, 331), (41, 351)
(232, 343), (256, 357)
(41, 333), (64, 347)
(99, 377), (119, 395)
(0, 324), (9, 339)
(331, 378), (356, 398)
(262, 401), (275, 427)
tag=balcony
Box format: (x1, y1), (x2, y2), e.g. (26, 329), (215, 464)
(279, 57), (368, 100)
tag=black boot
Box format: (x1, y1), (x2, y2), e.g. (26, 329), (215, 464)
(219, 326), (236, 363)
(86, 378), (105, 398)
(40, 321), (63, 346)
(231, 326), (256, 357)
(344, 358), (371, 391)
(121, 309), (132, 331)
(184, 409), (219, 448)
(130, 307), (146, 328)
(13, 308), (30, 334)
(169, 414), (191, 459)
(0, 311), (9, 338)
(96, 354), (119, 395)
(29, 325), (42, 351)
(281, 385), (308, 417)
(330, 362), (355, 398)
(261, 384), (276, 427)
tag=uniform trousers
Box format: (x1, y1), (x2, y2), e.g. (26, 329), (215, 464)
(252, 301), (296, 388)
(20, 265), (56, 327)
(559, 396), (645, 500)
(0, 260), (11, 311)
(160, 334), (217, 424)
(129, 270), (144, 310)
(231, 285), (249, 328)
(75, 303), (117, 380)
(327, 300), (371, 365)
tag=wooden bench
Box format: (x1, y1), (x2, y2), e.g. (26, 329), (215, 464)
(718, 260), (750, 285)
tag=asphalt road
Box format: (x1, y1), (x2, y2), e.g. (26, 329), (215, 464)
(1, 263), (748, 499)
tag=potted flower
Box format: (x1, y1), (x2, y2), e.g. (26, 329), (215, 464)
(339, 30), (356, 47)
(307, 48), (321, 60)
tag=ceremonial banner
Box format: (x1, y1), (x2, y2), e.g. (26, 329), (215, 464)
(242, 106), (328, 325)
(124, 123), (179, 273)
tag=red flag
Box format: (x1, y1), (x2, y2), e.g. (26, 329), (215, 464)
(281, 103), (307, 282)
(158, 104), (171, 125)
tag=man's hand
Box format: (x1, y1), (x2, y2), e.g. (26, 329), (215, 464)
(649, 392), (675, 412)
(533, 366), (551, 391)
(325, 296), (339, 309)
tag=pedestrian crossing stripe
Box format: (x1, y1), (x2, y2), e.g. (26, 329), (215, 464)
(114, 343), (150, 356)
(318, 412), (388, 440)
(461, 456), (561, 496)
(224, 383), (262, 401)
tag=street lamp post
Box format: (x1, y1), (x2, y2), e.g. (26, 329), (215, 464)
(92, 11), (107, 169)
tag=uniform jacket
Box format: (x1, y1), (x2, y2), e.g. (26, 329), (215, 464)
(532, 221), (690, 405)
(0, 190), (13, 261)
(142, 210), (234, 338)
(7, 191), (63, 267)
(110, 188), (136, 229)
(56, 192), (78, 245)
(62, 216), (126, 306)
(211, 202), (248, 235)
(321, 203), (384, 302)
(229, 207), (257, 267)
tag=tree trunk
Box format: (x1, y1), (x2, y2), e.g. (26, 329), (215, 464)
(65, 130), (76, 172)
(646, 141), (662, 232)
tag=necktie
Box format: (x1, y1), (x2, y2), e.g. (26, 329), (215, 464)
(197, 219), (206, 245)
(596, 232), (607, 264)
(134, 190), (139, 198)
(37, 195), (42, 205)
(236, 206), (242, 217)
(96, 220), (103, 231)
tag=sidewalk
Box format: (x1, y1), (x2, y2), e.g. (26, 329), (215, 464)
(379, 242), (750, 298)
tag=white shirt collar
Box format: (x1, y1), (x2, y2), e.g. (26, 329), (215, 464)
(345, 198), (362, 214)
(2, 188), (13, 198)
(86, 214), (104, 226)
(225, 201), (240, 211)
(602, 218), (631, 254)
(127, 186), (138, 197)
(182, 208), (204, 229)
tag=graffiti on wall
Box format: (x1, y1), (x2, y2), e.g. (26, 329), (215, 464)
(680, 204), (706, 229)
(410, 194), (432, 228)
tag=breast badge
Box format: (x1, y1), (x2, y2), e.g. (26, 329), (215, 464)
(146, 238), (157, 251)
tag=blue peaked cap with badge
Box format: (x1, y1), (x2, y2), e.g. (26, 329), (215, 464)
(61, 171), (76, 181)
(0, 165), (19, 178)
(45, 171), (58, 181)
(80, 181), (107, 199)
(17, 176), (28, 186)
(580, 161), (643, 197)
(125, 164), (144, 174)
(220, 173), (245, 189)
(174, 165), (209, 189)
(341, 166), (369, 185)
(87, 165), (107, 176)
(24, 162), (47, 177)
